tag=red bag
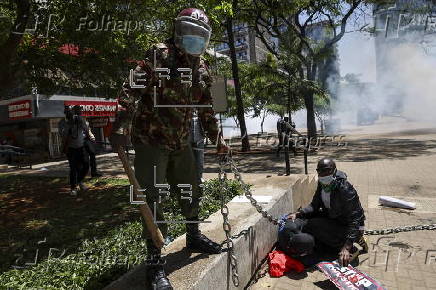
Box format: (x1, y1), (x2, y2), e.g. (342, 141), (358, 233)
(268, 250), (305, 277)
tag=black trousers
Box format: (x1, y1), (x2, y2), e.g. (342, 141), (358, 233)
(67, 147), (89, 190)
(283, 134), (290, 174)
(84, 140), (97, 175)
(302, 217), (349, 252)
(276, 132), (290, 174)
(276, 132), (283, 156)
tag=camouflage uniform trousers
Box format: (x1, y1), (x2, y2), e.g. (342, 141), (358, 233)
(134, 143), (201, 240)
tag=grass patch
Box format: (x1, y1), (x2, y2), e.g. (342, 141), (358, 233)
(0, 174), (246, 289)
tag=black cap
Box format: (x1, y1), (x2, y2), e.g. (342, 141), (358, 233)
(316, 158), (336, 175)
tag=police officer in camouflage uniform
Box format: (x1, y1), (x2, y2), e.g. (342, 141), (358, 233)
(110, 8), (226, 290)
(280, 117), (299, 175)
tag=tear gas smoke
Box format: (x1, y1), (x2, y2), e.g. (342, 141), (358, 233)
(333, 41), (436, 129)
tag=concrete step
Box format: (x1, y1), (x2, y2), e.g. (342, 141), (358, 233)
(104, 173), (318, 290)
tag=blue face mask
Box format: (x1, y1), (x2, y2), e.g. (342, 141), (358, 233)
(182, 35), (206, 56)
(319, 175), (335, 186)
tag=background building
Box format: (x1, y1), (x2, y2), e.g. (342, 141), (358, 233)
(0, 95), (118, 159)
(306, 21), (341, 99)
(214, 23), (269, 63)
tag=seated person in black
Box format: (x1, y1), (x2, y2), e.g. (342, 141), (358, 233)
(279, 158), (368, 267)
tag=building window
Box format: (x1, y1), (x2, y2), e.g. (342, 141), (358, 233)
(216, 43), (229, 51)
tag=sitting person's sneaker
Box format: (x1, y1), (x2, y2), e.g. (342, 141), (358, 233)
(356, 236), (369, 254)
(186, 220), (221, 254)
(349, 236), (369, 264)
(349, 245), (362, 266)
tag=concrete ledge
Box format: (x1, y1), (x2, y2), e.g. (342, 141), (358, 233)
(104, 173), (317, 290)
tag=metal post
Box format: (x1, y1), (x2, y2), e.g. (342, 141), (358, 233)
(304, 141), (308, 175)
(219, 113), (224, 138)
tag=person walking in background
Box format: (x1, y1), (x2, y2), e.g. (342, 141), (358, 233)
(282, 117), (300, 175)
(58, 106), (71, 138)
(276, 117), (284, 157)
(83, 119), (102, 178)
(60, 105), (90, 196)
(290, 121), (297, 156)
(283, 116), (291, 175)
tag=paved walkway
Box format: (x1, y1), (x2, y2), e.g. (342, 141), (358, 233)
(249, 126), (436, 289)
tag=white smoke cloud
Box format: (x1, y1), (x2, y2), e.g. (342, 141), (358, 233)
(386, 43), (436, 122)
(333, 37), (436, 130)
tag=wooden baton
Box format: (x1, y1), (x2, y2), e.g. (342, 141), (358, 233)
(117, 148), (165, 249)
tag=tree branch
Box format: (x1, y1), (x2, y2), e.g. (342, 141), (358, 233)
(0, 0), (31, 90)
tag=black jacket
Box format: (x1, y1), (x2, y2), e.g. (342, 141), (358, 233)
(297, 171), (365, 245)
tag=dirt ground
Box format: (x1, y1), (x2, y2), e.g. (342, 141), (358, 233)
(0, 175), (139, 273)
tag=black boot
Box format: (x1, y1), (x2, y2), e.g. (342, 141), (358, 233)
(186, 218), (222, 254)
(146, 240), (173, 290)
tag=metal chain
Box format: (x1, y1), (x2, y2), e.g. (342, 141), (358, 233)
(217, 150), (284, 287)
(219, 155), (239, 287)
(220, 228), (252, 247)
(227, 154), (284, 227)
(364, 223), (436, 235)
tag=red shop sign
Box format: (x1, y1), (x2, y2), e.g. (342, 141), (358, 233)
(8, 100), (32, 120)
(64, 100), (118, 117)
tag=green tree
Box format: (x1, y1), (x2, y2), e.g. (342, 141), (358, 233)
(247, 0), (364, 137)
(0, 0), (229, 99)
(239, 57), (293, 133)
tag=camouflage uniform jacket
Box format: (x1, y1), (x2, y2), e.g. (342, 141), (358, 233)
(114, 40), (219, 150)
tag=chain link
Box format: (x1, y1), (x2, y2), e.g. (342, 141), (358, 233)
(218, 150), (285, 287)
(219, 155), (239, 287)
(227, 154), (284, 227)
(364, 223), (436, 235)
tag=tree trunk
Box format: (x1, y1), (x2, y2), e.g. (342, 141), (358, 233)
(287, 71), (291, 120)
(260, 110), (267, 133)
(305, 62), (317, 137)
(304, 91), (317, 137)
(0, 0), (31, 95)
(226, 8), (250, 152)
(233, 116), (239, 127)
